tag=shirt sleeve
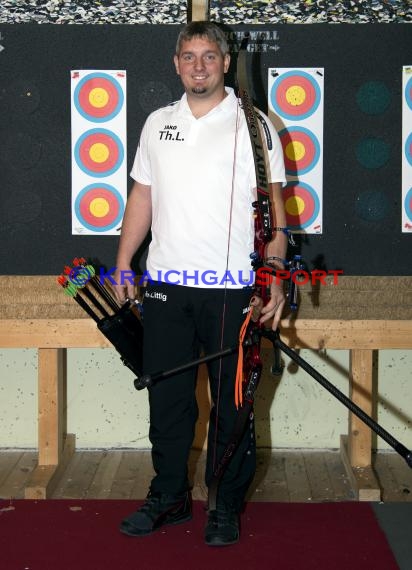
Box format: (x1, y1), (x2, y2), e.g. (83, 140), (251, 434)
(130, 116), (152, 185)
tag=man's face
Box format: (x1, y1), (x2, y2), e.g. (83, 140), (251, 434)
(174, 36), (230, 99)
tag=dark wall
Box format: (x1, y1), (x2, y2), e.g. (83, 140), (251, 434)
(0, 23), (410, 275)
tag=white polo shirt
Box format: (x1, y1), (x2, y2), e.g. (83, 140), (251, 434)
(130, 87), (286, 288)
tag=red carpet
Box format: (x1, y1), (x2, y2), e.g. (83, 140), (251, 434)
(0, 500), (398, 570)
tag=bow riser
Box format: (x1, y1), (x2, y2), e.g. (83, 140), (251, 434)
(252, 201), (273, 305)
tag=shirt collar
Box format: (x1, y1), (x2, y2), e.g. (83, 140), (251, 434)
(177, 87), (237, 119)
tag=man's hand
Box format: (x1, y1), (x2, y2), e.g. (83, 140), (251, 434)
(113, 265), (136, 304)
(259, 282), (285, 331)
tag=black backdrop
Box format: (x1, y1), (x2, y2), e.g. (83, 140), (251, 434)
(0, 23), (411, 276)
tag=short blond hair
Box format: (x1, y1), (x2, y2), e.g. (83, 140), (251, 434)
(175, 21), (229, 57)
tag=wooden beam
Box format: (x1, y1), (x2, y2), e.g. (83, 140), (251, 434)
(275, 319), (412, 350)
(188, 0), (210, 22)
(1, 318), (411, 349)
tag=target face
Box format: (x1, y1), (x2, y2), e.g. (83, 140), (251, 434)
(405, 132), (412, 167)
(74, 72), (124, 122)
(279, 127), (320, 176)
(75, 183), (124, 232)
(270, 70), (321, 121)
(283, 181), (320, 230)
(405, 188), (412, 223)
(74, 128), (124, 177)
(405, 76), (412, 111)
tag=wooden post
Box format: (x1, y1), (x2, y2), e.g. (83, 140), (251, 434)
(340, 349), (381, 501)
(38, 348), (65, 465)
(349, 349), (373, 466)
(25, 348), (75, 499)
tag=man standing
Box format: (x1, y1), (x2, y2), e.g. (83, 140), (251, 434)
(114, 21), (287, 546)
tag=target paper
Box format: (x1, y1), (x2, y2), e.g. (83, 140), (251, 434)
(268, 68), (324, 233)
(71, 70), (126, 235)
(75, 183), (124, 232)
(402, 67), (412, 231)
(283, 181), (321, 231)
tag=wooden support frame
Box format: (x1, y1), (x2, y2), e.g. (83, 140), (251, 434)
(1, 272), (411, 499)
(1, 316), (411, 500)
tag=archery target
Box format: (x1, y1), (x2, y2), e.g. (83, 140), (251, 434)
(405, 76), (412, 112)
(279, 126), (320, 176)
(404, 188), (412, 223)
(74, 128), (124, 177)
(270, 70), (321, 121)
(71, 70), (126, 234)
(74, 72), (124, 122)
(403, 68), (412, 232)
(405, 132), (412, 167)
(283, 181), (320, 231)
(268, 67), (324, 234)
(75, 183), (124, 232)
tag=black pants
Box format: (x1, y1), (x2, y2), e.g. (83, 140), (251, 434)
(142, 282), (256, 512)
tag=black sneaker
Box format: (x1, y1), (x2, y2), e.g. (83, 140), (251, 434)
(205, 506), (240, 546)
(120, 491), (192, 537)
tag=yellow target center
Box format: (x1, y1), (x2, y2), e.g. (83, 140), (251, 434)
(89, 143), (109, 163)
(285, 141), (306, 161)
(286, 195), (305, 216)
(89, 197), (110, 218)
(285, 85), (306, 107)
(89, 87), (109, 108)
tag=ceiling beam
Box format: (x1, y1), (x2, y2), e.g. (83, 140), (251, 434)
(187, 0), (210, 22)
